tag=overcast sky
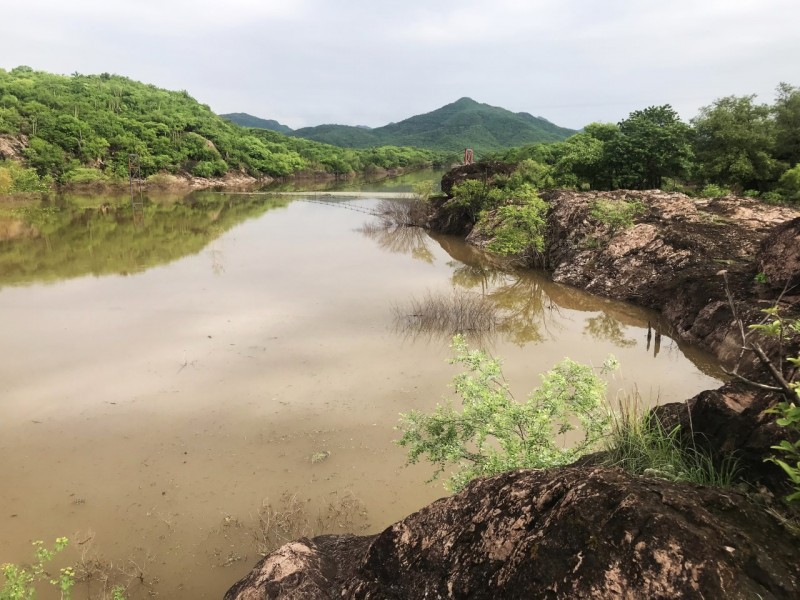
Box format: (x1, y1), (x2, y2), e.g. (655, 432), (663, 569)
(2, 0), (798, 130)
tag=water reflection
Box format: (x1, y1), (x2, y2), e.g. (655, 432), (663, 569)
(360, 219), (723, 380)
(0, 192), (287, 287)
(358, 222), (435, 264)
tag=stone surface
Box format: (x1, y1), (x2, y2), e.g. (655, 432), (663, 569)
(226, 466), (800, 599)
(654, 382), (792, 495)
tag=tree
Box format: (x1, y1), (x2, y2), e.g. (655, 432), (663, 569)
(774, 83), (800, 167)
(609, 105), (693, 189)
(692, 95), (779, 192)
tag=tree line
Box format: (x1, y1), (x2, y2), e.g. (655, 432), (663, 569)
(0, 66), (441, 191)
(495, 84), (800, 202)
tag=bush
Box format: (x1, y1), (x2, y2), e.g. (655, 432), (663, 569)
(192, 159), (228, 178)
(483, 198), (547, 258)
(61, 166), (108, 184)
(777, 163), (800, 202)
(397, 335), (614, 491)
(699, 183), (731, 198)
(589, 197), (645, 233)
(0, 161), (50, 192)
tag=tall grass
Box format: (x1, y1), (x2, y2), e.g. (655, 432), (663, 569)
(604, 393), (741, 487)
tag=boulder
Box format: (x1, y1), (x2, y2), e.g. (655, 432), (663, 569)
(225, 466), (799, 599)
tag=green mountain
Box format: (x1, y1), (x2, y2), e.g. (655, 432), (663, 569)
(289, 97), (576, 153)
(0, 66), (439, 188)
(293, 123), (381, 147)
(221, 112), (293, 134)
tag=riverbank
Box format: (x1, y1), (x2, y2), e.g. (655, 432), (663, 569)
(226, 169), (800, 598)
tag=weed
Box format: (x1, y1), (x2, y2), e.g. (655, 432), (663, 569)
(604, 393), (741, 487)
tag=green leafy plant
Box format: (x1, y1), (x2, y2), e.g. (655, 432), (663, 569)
(699, 183), (732, 198)
(479, 186), (547, 259)
(589, 197), (646, 233)
(754, 272), (769, 284)
(397, 335), (613, 491)
(767, 400), (800, 502)
(1, 538), (73, 600)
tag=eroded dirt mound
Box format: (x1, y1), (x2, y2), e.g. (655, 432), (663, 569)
(758, 217), (800, 291)
(654, 382), (791, 495)
(540, 190), (800, 367)
(226, 466), (799, 599)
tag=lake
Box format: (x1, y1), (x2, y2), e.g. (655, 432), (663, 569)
(0, 177), (723, 598)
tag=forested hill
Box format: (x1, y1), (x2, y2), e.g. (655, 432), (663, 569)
(220, 112), (293, 134)
(235, 97), (576, 153)
(0, 66), (439, 189)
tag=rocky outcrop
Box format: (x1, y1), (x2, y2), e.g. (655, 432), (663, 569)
(0, 134), (28, 161)
(226, 466), (800, 599)
(654, 382), (792, 495)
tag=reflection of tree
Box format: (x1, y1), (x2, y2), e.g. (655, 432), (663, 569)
(0, 193), (286, 287)
(359, 222), (434, 264)
(449, 264), (565, 346)
(584, 313), (637, 348)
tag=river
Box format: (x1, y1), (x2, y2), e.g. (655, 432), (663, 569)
(0, 175), (723, 598)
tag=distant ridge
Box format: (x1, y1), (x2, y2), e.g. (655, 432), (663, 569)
(227, 98), (576, 153)
(221, 112), (293, 134)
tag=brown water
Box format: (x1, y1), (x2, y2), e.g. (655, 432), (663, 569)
(0, 189), (723, 598)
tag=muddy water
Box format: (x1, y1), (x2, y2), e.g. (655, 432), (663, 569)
(0, 190), (722, 598)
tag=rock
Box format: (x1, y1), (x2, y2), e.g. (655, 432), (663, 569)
(0, 134), (28, 161)
(224, 535), (373, 600)
(226, 466), (800, 599)
(653, 382), (792, 496)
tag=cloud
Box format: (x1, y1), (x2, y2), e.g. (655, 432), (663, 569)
(2, 0), (799, 130)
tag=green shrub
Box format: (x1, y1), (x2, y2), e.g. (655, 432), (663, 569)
(761, 190), (786, 204)
(192, 159), (228, 178)
(777, 163), (800, 202)
(699, 183), (731, 198)
(61, 166), (108, 184)
(0, 161), (51, 193)
(479, 187), (547, 258)
(589, 197), (645, 233)
(397, 335), (614, 491)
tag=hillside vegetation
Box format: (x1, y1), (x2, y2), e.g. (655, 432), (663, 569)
(228, 97), (575, 153)
(220, 112), (292, 134)
(0, 66), (439, 191)
(490, 85), (800, 201)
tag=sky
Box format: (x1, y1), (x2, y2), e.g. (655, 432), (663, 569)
(2, 0), (799, 130)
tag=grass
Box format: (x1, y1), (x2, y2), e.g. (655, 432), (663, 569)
(604, 393), (741, 487)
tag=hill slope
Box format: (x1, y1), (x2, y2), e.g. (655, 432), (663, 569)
(289, 97), (576, 153)
(221, 112), (293, 134)
(0, 66), (439, 187)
